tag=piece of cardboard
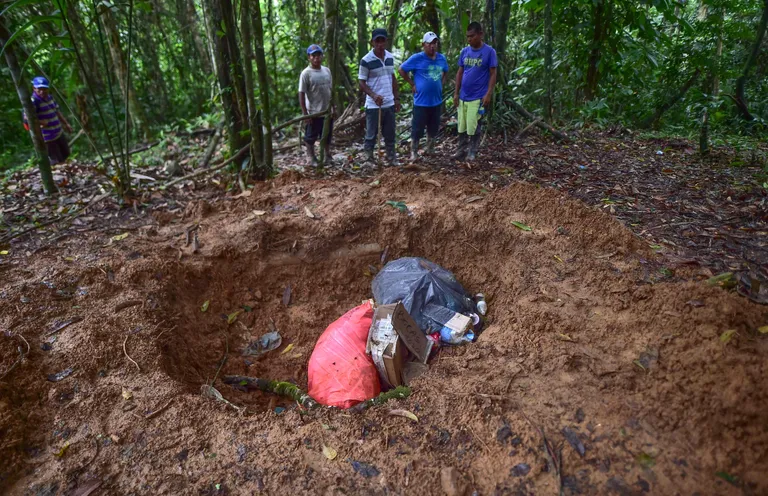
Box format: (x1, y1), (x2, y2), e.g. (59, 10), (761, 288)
(367, 302), (433, 388)
(391, 303), (433, 364)
(402, 361), (429, 385)
(382, 339), (404, 388)
(367, 305), (404, 388)
(423, 303), (472, 335)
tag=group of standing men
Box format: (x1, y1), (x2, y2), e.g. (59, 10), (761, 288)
(298, 22), (497, 166)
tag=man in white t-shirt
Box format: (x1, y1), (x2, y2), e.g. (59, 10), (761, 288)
(358, 28), (401, 165)
(299, 44), (333, 166)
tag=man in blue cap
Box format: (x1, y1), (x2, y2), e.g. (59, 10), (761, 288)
(398, 31), (449, 160)
(298, 44), (333, 166)
(358, 28), (401, 165)
(26, 76), (73, 164)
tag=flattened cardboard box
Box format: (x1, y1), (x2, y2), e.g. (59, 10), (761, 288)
(367, 303), (433, 388)
(390, 303), (433, 363)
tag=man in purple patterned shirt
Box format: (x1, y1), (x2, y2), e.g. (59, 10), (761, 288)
(26, 76), (73, 164)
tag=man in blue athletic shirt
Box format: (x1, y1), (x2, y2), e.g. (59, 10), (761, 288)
(453, 22), (497, 161)
(398, 31), (449, 160)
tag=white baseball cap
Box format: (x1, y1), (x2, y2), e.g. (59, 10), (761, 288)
(422, 32), (439, 43)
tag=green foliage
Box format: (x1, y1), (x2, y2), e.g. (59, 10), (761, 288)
(2, 0), (768, 173)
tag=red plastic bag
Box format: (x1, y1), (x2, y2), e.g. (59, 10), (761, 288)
(308, 301), (381, 408)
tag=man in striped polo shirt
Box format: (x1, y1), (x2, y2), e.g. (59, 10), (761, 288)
(27, 76), (72, 164)
(358, 28), (401, 165)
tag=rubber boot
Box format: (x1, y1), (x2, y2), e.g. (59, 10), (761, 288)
(364, 148), (375, 163)
(410, 139), (419, 161)
(323, 144), (332, 165)
(304, 142), (318, 166)
(467, 133), (481, 161)
(425, 137), (436, 155)
(385, 144), (397, 166)
(452, 133), (469, 160)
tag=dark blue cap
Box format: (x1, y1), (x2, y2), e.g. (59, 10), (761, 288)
(371, 28), (388, 41)
(307, 44), (323, 55)
(32, 76), (49, 88)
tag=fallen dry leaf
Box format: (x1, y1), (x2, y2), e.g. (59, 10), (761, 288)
(720, 329), (736, 344)
(305, 206), (316, 219)
(322, 444), (337, 460)
(389, 409), (418, 422)
(227, 310), (243, 324)
(281, 343), (295, 355)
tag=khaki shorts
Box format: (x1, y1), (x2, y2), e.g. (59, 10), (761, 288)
(457, 99), (482, 136)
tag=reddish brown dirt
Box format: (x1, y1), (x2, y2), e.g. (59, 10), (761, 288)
(1, 171), (766, 495)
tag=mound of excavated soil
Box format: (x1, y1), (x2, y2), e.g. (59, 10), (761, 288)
(1, 171), (766, 495)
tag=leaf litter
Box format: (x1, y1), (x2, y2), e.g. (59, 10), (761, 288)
(1, 131), (767, 495)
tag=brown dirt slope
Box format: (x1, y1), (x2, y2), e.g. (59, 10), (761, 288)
(1, 171), (766, 495)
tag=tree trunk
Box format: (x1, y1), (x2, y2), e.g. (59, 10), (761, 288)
(66, 1), (102, 90)
(200, 0), (220, 80)
(357, 0), (367, 60)
(98, 3), (150, 140)
(252, 0), (274, 168)
(220, 0), (248, 136)
(267, 0), (279, 122)
(544, 0), (553, 122)
(385, 0), (404, 51)
(639, 69), (700, 128)
(496, 0), (512, 60)
(585, 0), (609, 102)
(0, 24), (56, 194)
(240, 0), (267, 178)
(190, 0), (213, 74)
(700, 9), (723, 155)
(138, 12), (170, 116)
(424, 0), (440, 42)
(734, 0), (768, 121)
(319, 0), (339, 166)
(483, 0), (495, 45)
(206, 0), (249, 155)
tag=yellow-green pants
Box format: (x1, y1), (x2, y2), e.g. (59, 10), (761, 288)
(457, 99), (482, 136)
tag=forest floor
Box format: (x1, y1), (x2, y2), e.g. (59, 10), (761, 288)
(1, 130), (767, 495)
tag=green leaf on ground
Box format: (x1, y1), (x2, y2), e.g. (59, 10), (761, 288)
(201, 300), (210, 312)
(707, 272), (736, 289)
(720, 329), (736, 344)
(636, 453), (655, 468)
(227, 310), (243, 324)
(715, 471), (738, 485)
(511, 221), (532, 231)
(385, 200), (408, 213)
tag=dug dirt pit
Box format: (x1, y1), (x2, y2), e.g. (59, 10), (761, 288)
(1, 171), (766, 495)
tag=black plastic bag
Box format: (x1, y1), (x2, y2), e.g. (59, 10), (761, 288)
(372, 257), (475, 332)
